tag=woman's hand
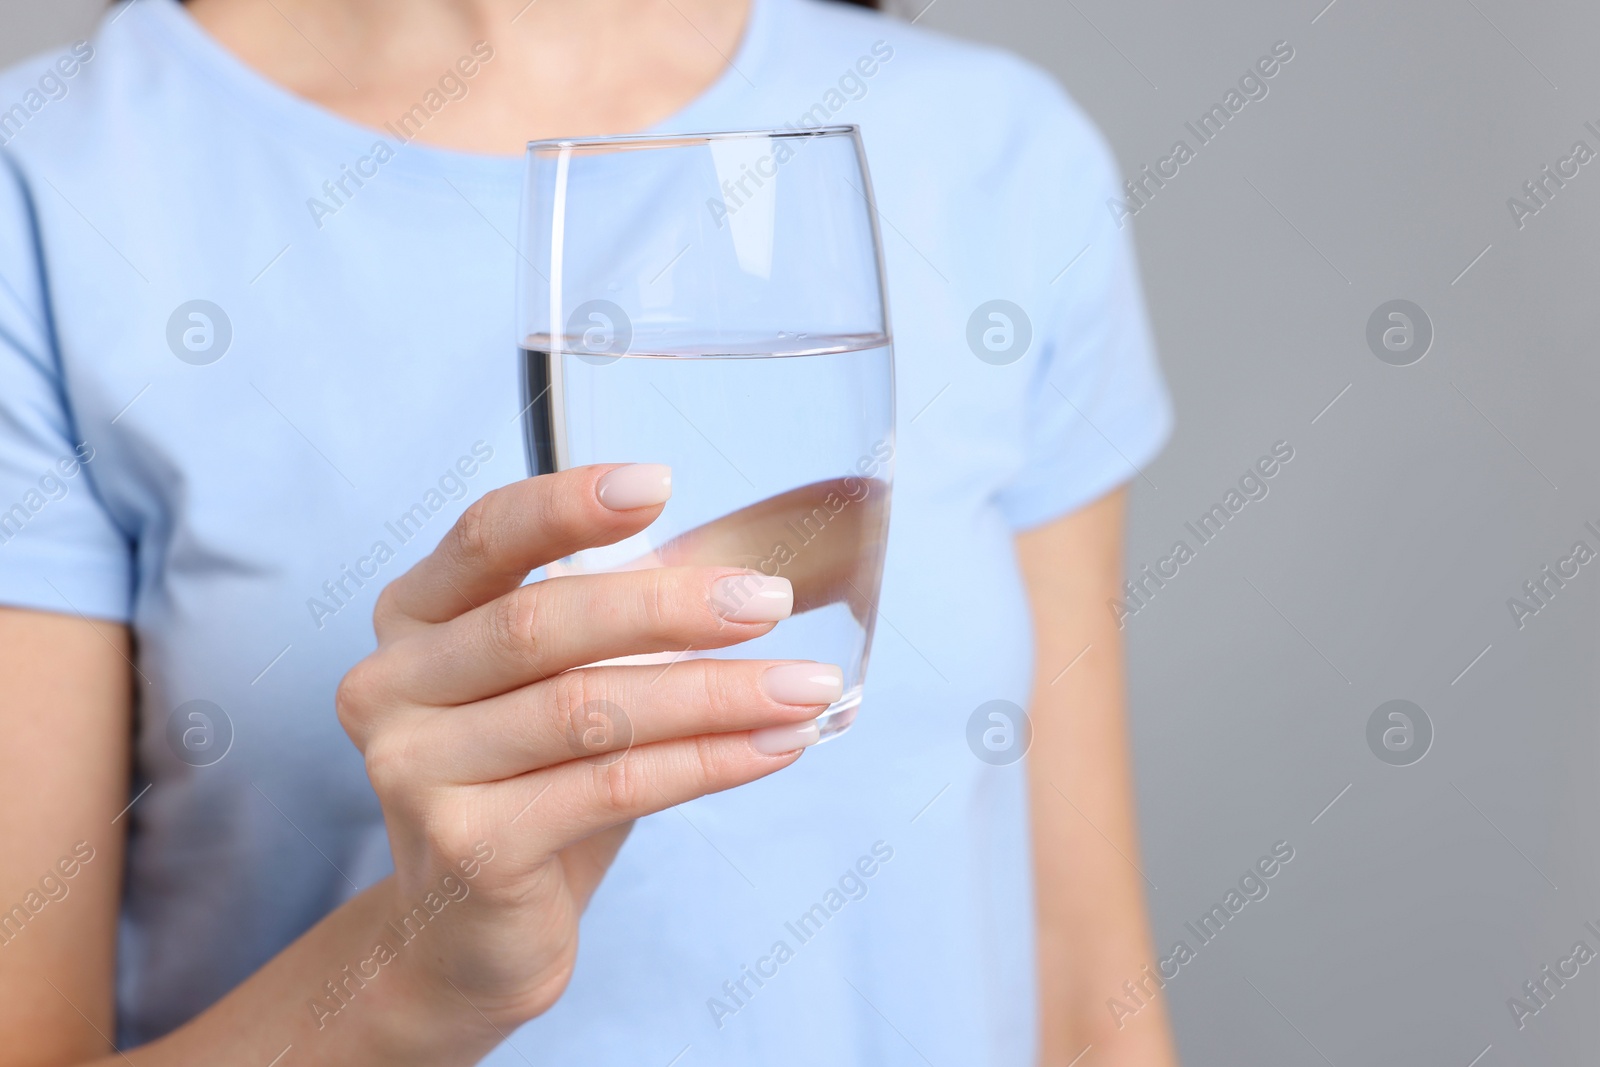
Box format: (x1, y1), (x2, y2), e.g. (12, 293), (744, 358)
(334, 462), (841, 1032)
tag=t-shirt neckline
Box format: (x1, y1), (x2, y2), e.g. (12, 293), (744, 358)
(129, 0), (777, 179)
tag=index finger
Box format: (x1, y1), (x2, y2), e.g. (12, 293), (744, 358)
(376, 463), (672, 631)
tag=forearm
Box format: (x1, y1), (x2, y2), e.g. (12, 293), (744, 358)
(1018, 493), (1177, 1065)
(84, 877), (501, 1067)
(1027, 650), (1174, 1063)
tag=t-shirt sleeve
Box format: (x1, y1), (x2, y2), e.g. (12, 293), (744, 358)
(993, 84), (1174, 531)
(0, 154), (132, 621)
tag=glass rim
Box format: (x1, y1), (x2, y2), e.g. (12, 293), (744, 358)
(526, 124), (859, 154)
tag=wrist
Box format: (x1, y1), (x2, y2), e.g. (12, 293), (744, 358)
(311, 878), (508, 1065)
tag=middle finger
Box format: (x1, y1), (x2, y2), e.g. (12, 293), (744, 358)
(411, 657), (844, 783)
(379, 566), (794, 706)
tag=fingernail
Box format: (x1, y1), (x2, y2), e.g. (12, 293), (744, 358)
(712, 575), (793, 623)
(597, 464), (672, 511)
(750, 720), (821, 755)
(760, 662), (844, 706)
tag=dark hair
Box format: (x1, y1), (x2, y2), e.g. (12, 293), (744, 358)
(833, 0), (881, 7)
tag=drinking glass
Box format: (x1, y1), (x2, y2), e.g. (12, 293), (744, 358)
(517, 126), (894, 740)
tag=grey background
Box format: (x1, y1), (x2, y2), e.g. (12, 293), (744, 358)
(0, 0), (103, 59)
(914, 2), (1598, 1065)
(4, 1), (1596, 1064)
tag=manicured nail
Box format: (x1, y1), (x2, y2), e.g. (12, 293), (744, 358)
(596, 464), (672, 510)
(712, 575), (793, 623)
(760, 662), (844, 706)
(750, 720), (821, 755)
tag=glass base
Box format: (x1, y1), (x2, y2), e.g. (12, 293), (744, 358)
(814, 686), (862, 743)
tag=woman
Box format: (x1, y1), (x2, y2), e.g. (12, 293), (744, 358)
(0, 0), (1177, 1063)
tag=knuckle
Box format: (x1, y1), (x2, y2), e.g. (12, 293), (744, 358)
(423, 815), (483, 869)
(449, 496), (497, 571)
(641, 568), (698, 635)
(687, 732), (732, 790)
(489, 586), (544, 670)
(547, 670), (604, 747)
(639, 569), (673, 632)
(334, 659), (381, 738)
(600, 756), (647, 816)
(361, 729), (411, 797)
(694, 660), (744, 723)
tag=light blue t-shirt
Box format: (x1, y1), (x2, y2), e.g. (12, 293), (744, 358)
(0, 0), (1170, 1061)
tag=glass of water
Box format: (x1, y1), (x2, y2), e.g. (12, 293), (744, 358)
(517, 126), (894, 740)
